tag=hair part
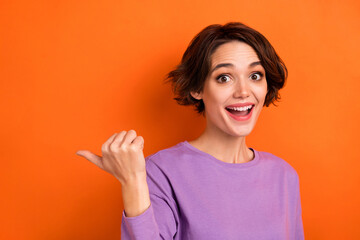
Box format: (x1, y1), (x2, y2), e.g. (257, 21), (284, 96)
(164, 22), (288, 116)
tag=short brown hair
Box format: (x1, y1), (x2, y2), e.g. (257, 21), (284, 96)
(164, 22), (288, 116)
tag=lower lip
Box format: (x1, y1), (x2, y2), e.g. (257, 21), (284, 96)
(226, 106), (254, 121)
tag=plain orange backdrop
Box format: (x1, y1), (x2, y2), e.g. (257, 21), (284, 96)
(1, 0), (359, 239)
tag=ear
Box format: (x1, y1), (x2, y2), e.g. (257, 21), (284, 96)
(190, 90), (203, 100)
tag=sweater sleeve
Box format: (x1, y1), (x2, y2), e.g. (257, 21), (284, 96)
(121, 156), (179, 240)
(295, 174), (305, 240)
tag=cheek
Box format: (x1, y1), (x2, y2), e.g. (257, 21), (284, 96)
(261, 88), (268, 101)
(256, 83), (268, 102)
(206, 89), (228, 110)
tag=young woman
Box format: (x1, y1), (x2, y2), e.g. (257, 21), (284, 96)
(76, 22), (304, 240)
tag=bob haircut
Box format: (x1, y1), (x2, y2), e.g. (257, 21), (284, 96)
(165, 22), (288, 116)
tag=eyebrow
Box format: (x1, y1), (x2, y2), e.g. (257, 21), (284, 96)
(210, 61), (262, 73)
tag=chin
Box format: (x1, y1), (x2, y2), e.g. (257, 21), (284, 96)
(228, 126), (254, 138)
(235, 131), (252, 137)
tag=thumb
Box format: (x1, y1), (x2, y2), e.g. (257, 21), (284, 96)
(76, 150), (104, 170)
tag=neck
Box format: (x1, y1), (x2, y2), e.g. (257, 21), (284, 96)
(189, 124), (254, 164)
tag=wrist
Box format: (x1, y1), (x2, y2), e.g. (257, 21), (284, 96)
(121, 175), (150, 217)
(121, 172), (147, 187)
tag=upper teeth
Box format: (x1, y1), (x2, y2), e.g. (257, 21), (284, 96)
(227, 105), (253, 111)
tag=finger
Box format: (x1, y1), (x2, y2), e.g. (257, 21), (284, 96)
(111, 130), (127, 147)
(131, 136), (144, 150)
(122, 130), (137, 146)
(102, 133), (118, 153)
(76, 150), (104, 169)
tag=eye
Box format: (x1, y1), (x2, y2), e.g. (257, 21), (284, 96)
(216, 74), (231, 83)
(250, 72), (264, 81)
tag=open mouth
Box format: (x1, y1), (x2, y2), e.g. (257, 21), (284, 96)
(225, 105), (254, 116)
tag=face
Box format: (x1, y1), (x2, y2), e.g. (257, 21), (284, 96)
(191, 40), (267, 138)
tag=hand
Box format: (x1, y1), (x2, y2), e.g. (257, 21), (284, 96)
(76, 130), (146, 185)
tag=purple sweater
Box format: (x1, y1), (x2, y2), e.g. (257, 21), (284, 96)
(121, 141), (304, 240)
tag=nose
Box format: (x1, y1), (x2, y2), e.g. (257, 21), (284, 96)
(233, 78), (250, 99)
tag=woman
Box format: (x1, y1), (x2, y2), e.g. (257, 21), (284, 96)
(76, 22), (304, 240)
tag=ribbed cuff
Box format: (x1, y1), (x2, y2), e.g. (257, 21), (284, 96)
(122, 204), (159, 239)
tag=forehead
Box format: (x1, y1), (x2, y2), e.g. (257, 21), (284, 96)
(210, 41), (260, 66)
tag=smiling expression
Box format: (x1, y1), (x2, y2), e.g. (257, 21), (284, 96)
(191, 40), (268, 138)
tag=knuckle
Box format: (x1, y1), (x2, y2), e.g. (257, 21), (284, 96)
(110, 143), (120, 153)
(138, 136), (145, 145)
(120, 144), (128, 151)
(135, 136), (144, 145)
(129, 144), (138, 151)
(101, 144), (107, 153)
(128, 129), (137, 136)
(110, 133), (118, 140)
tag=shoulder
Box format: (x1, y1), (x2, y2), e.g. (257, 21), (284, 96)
(142, 143), (189, 198)
(257, 150), (300, 180)
(144, 141), (189, 169)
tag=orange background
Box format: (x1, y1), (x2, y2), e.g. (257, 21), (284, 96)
(1, 0), (359, 239)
